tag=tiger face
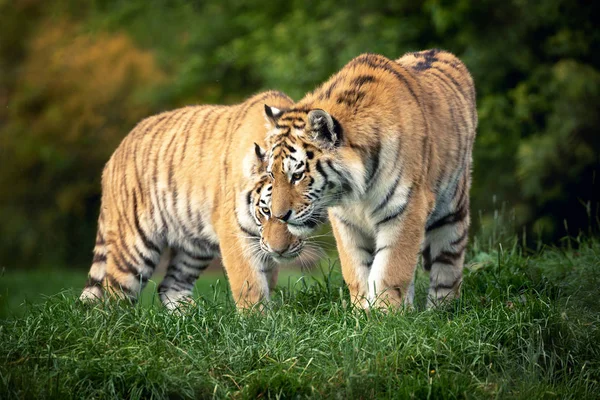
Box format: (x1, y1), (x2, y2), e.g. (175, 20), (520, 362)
(255, 105), (352, 240)
(245, 147), (305, 262)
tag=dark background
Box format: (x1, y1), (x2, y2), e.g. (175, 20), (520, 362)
(1, 0), (598, 270)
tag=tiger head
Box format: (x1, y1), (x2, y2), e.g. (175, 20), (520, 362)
(243, 144), (305, 262)
(253, 104), (352, 242)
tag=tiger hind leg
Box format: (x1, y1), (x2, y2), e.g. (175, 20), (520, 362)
(80, 214), (108, 302)
(87, 211), (162, 303)
(423, 196), (469, 308)
(158, 246), (213, 310)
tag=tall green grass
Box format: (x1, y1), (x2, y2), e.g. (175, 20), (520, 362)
(1, 236), (599, 399)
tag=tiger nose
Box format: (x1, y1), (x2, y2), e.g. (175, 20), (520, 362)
(270, 243), (290, 256)
(275, 209), (292, 222)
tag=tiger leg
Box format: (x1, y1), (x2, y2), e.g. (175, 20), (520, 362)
(329, 211), (373, 308)
(367, 189), (429, 309)
(101, 213), (163, 302)
(80, 213), (108, 301)
(158, 246), (213, 310)
(221, 242), (271, 310)
(423, 181), (470, 308)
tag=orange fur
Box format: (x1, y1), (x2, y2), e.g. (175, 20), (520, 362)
(80, 91), (303, 310)
(259, 50), (476, 309)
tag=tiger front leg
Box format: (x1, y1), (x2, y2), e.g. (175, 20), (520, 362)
(330, 210), (376, 309)
(220, 241), (272, 311)
(367, 188), (428, 310)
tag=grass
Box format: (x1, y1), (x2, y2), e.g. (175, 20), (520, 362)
(1, 237), (599, 399)
(0, 268), (308, 319)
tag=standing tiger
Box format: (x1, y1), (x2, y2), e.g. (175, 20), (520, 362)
(80, 90), (307, 310)
(257, 49), (477, 308)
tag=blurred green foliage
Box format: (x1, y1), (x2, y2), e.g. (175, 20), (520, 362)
(1, 0), (598, 268)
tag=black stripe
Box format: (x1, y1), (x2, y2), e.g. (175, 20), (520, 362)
(237, 219), (259, 238)
(106, 273), (135, 296)
(112, 246), (140, 277)
(163, 270), (199, 287)
(280, 116), (302, 122)
(331, 116), (344, 147)
(432, 66), (470, 106)
(134, 245), (157, 270)
(333, 213), (369, 236)
(375, 187), (413, 227)
(116, 220), (145, 273)
(358, 246), (374, 254)
(371, 174), (402, 215)
(132, 193), (161, 254)
(180, 259), (210, 270)
(351, 74), (377, 86)
(301, 212), (326, 229)
(422, 246), (432, 271)
(161, 281), (188, 293)
(351, 54), (420, 106)
(129, 120), (154, 205)
(95, 236), (105, 246)
(453, 178), (468, 210)
(315, 160), (329, 183)
(320, 76), (341, 100)
(429, 68), (471, 138)
(150, 111), (189, 230)
(450, 230), (468, 247)
(435, 276), (462, 290)
(432, 250), (463, 265)
(164, 110), (188, 189)
(180, 247), (214, 262)
(325, 160), (345, 181)
(179, 107), (204, 165)
(196, 108), (218, 152)
(364, 139), (382, 191)
(167, 109), (194, 192)
(92, 252), (107, 264)
(426, 204), (468, 232)
(336, 89), (366, 107)
(432, 106), (456, 194)
(373, 246), (389, 256)
(141, 113), (172, 175)
(184, 182), (203, 240)
(169, 188), (200, 241)
(325, 159), (352, 193)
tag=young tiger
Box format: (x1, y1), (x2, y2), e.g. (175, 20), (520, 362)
(257, 49), (477, 309)
(80, 90), (305, 310)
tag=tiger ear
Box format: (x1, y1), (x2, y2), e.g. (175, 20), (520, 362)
(307, 109), (337, 149)
(254, 142), (266, 160)
(244, 142), (267, 178)
(264, 104), (283, 128)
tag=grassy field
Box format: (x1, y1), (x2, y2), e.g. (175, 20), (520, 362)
(0, 267), (308, 319)
(1, 238), (599, 399)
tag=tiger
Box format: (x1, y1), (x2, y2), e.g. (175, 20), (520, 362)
(256, 49), (477, 309)
(79, 90), (307, 310)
